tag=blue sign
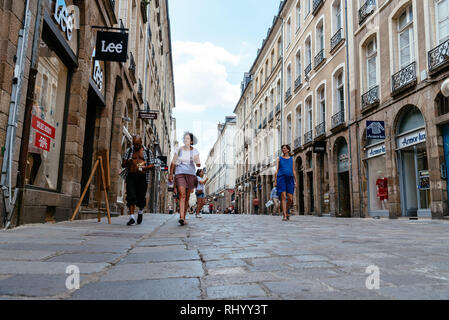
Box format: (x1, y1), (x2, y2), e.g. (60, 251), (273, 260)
(367, 121), (385, 139)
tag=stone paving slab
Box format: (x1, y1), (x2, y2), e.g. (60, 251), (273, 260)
(207, 284), (267, 299)
(117, 250), (200, 264)
(0, 250), (57, 261)
(45, 253), (124, 264)
(0, 261), (109, 274)
(70, 278), (201, 300)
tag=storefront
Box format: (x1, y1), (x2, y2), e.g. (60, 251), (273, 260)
(396, 106), (431, 217)
(25, 0), (78, 191)
(365, 140), (388, 217)
(336, 139), (350, 217)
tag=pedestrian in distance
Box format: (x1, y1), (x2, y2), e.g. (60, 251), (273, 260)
(121, 135), (155, 226)
(168, 132), (201, 226)
(270, 186), (280, 216)
(253, 197), (259, 215)
(274, 145), (298, 221)
(195, 169), (208, 218)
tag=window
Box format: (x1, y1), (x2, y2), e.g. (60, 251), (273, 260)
(305, 0), (311, 17)
(296, 50), (302, 80)
(333, 0), (343, 33)
(287, 115), (292, 145)
(296, 106), (302, 138)
(397, 5), (414, 69)
(265, 60), (269, 80)
(271, 50), (275, 70)
(305, 37), (312, 67)
(270, 90), (274, 112)
(278, 38), (283, 60)
(437, 0), (449, 43)
(316, 20), (324, 54)
(287, 18), (292, 46)
(366, 37), (378, 90)
(296, 2), (302, 31)
(276, 81), (281, 105)
(317, 86), (326, 124)
(335, 71), (345, 113)
(306, 97), (313, 131)
(287, 65), (292, 90)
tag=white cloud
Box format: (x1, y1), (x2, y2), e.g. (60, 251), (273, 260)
(173, 41), (241, 113)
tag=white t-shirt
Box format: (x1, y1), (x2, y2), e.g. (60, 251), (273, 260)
(197, 176), (206, 191)
(175, 147), (199, 176)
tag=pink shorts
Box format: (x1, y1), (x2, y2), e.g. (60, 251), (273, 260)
(175, 174), (197, 190)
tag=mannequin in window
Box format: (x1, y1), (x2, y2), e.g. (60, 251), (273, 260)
(376, 173), (388, 210)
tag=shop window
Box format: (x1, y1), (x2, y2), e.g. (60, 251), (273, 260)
(26, 43), (68, 190)
(437, 94), (449, 116)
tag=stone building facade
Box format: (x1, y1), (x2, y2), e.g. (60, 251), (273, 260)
(0, 0), (175, 227)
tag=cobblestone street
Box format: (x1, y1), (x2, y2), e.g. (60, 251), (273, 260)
(1, 214), (449, 300)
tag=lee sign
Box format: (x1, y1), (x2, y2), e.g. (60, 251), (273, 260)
(95, 31), (128, 62)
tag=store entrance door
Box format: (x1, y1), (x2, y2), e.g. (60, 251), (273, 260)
(308, 171), (314, 213)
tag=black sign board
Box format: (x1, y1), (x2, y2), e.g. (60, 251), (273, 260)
(95, 31), (128, 62)
(313, 141), (327, 154)
(139, 111), (158, 120)
(366, 121), (385, 139)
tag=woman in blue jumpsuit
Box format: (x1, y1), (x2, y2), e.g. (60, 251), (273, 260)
(274, 145), (298, 221)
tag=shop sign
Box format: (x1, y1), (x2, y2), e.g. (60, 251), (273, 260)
(139, 111), (158, 120)
(367, 121), (385, 139)
(367, 144), (386, 159)
(35, 132), (51, 152)
(32, 116), (56, 139)
(95, 31), (129, 62)
(398, 130), (426, 149)
(54, 0), (74, 40)
(313, 141), (327, 154)
(418, 170), (430, 190)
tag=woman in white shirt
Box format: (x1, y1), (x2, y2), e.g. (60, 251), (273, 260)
(168, 132), (201, 226)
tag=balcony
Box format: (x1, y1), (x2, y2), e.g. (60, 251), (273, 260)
(359, 0), (376, 25)
(304, 63), (312, 80)
(312, 0), (325, 15)
(138, 79), (143, 97)
(258, 124), (262, 130)
(304, 131), (313, 145)
(269, 111), (274, 122)
(428, 38), (449, 74)
(314, 49), (325, 70)
(294, 137), (302, 150)
(330, 28), (344, 52)
(285, 88), (292, 102)
(128, 52), (136, 83)
(361, 85), (380, 110)
(391, 62), (417, 96)
(140, 0), (149, 23)
(275, 103), (281, 114)
(263, 118), (267, 128)
(331, 110), (345, 131)
(315, 122), (326, 138)
(294, 76), (302, 91)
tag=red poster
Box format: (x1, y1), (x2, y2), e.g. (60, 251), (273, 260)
(32, 116), (56, 139)
(34, 132), (51, 152)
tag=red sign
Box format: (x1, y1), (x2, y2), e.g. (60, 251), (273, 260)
(34, 132), (51, 152)
(32, 116), (56, 139)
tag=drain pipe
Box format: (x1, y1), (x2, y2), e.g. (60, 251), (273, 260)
(1, 0), (33, 228)
(343, 0), (360, 217)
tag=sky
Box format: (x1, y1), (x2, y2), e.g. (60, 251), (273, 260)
(168, 0), (281, 165)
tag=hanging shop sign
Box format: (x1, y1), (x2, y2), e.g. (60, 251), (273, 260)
(366, 121), (386, 139)
(313, 141), (327, 154)
(92, 49), (104, 92)
(95, 31), (129, 62)
(54, 0), (74, 41)
(32, 115), (56, 139)
(34, 132), (51, 152)
(397, 129), (426, 149)
(139, 111), (158, 120)
(367, 144), (386, 159)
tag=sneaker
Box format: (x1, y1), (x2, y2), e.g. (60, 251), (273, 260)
(127, 218), (136, 226)
(137, 213), (143, 225)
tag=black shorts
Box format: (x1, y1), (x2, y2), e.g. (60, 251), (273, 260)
(126, 173), (148, 209)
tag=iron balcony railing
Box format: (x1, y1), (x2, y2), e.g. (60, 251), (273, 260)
(258, 124), (262, 130)
(391, 61), (417, 95)
(314, 49), (325, 68)
(294, 137), (302, 149)
(138, 79), (143, 96)
(269, 111), (274, 121)
(109, 0), (115, 10)
(428, 38), (449, 73)
(304, 130), (313, 144)
(359, 0), (376, 25)
(263, 118), (267, 128)
(361, 85), (380, 109)
(129, 52), (136, 73)
(285, 88), (292, 101)
(305, 63), (312, 77)
(331, 110), (345, 128)
(275, 103), (281, 114)
(295, 76), (302, 90)
(315, 122), (326, 137)
(331, 28), (344, 51)
(312, 0), (324, 15)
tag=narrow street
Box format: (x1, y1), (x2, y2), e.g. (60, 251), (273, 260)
(1, 214), (449, 300)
